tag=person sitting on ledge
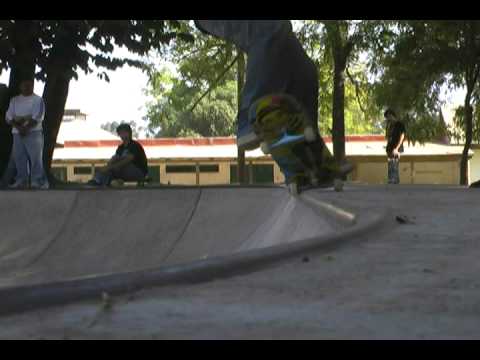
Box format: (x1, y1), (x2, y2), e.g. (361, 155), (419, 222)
(88, 123), (148, 187)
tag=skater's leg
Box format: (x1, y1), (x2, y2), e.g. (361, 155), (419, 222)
(388, 158), (395, 184)
(23, 131), (49, 188)
(387, 157), (400, 184)
(111, 163), (145, 182)
(387, 159), (391, 183)
(92, 169), (112, 186)
(393, 157), (400, 184)
(11, 134), (29, 187)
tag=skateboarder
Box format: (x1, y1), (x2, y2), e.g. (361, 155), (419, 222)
(88, 123), (148, 187)
(194, 21), (352, 191)
(195, 20), (319, 149)
(5, 78), (49, 189)
(384, 109), (406, 184)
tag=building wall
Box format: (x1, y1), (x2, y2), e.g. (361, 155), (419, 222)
(412, 161), (459, 184)
(350, 156), (461, 185)
(52, 155), (464, 186)
(158, 161), (230, 185)
(469, 147), (480, 183)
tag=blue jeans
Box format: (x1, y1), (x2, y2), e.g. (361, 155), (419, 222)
(238, 30), (319, 149)
(12, 131), (49, 187)
(388, 157), (400, 184)
(93, 162), (145, 186)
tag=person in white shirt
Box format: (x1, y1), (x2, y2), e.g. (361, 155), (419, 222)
(5, 78), (49, 189)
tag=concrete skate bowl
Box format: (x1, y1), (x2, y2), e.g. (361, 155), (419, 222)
(0, 186), (389, 315)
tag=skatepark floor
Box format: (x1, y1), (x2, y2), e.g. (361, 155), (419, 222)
(1, 184), (480, 339)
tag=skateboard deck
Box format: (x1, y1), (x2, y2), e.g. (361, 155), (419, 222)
(249, 94), (353, 195)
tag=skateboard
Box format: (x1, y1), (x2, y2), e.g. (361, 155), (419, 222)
(249, 94), (353, 195)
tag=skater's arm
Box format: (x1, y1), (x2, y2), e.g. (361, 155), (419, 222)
(392, 133), (405, 156)
(5, 98), (17, 125)
(11, 115), (29, 135)
(106, 154), (134, 171)
(21, 116), (37, 130)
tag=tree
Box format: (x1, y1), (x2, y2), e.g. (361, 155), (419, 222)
(0, 20), (43, 178)
(0, 83), (10, 176)
(320, 20), (391, 164)
(0, 20), (193, 183)
(323, 21), (356, 164)
(296, 21), (383, 140)
(144, 66), (237, 137)
(143, 21), (238, 137)
(372, 21), (480, 184)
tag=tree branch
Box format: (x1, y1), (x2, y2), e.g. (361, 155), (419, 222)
(473, 63), (480, 87)
(346, 67), (368, 115)
(189, 54), (240, 113)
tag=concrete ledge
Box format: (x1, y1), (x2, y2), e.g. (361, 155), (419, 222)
(0, 194), (391, 317)
(300, 192), (357, 226)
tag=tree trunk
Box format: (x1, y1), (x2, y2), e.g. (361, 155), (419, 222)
(0, 84), (11, 177)
(332, 55), (347, 165)
(460, 94), (474, 185)
(236, 49), (247, 184)
(0, 21), (38, 175)
(326, 21), (352, 167)
(42, 71), (71, 184)
(8, 21), (38, 95)
(460, 24), (479, 186)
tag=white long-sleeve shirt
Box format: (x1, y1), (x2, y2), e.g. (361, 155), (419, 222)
(5, 94), (45, 134)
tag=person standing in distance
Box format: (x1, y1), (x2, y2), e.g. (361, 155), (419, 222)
(5, 78), (49, 189)
(385, 109), (406, 185)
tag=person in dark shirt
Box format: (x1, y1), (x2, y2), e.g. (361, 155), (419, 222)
(88, 123), (148, 186)
(385, 109), (406, 184)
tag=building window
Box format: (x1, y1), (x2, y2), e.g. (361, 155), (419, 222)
(199, 165), (219, 173)
(73, 166), (92, 175)
(230, 163), (274, 184)
(166, 165), (196, 173)
(51, 167), (68, 182)
(230, 164), (251, 184)
(166, 164), (219, 174)
(251, 164), (274, 184)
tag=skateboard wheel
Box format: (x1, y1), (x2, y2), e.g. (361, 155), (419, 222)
(304, 126), (316, 143)
(260, 141), (270, 154)
(333, 179), (344, 192)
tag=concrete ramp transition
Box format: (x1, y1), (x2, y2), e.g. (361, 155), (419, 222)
(0, 186), (388, 314)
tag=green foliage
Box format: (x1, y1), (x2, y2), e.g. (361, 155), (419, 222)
(143, 20), (384, 138)
(294, 21), (383, 135)
(0, 20), (193, 82)
(449, 105), (480, 144)
(143, 21), (238, 137)
(144, 67), (237, 137)
(371, 20), (480, 145)
(403, 112), (447, 145)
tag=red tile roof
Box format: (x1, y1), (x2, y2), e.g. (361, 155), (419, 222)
(63, 135), (386, 148)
